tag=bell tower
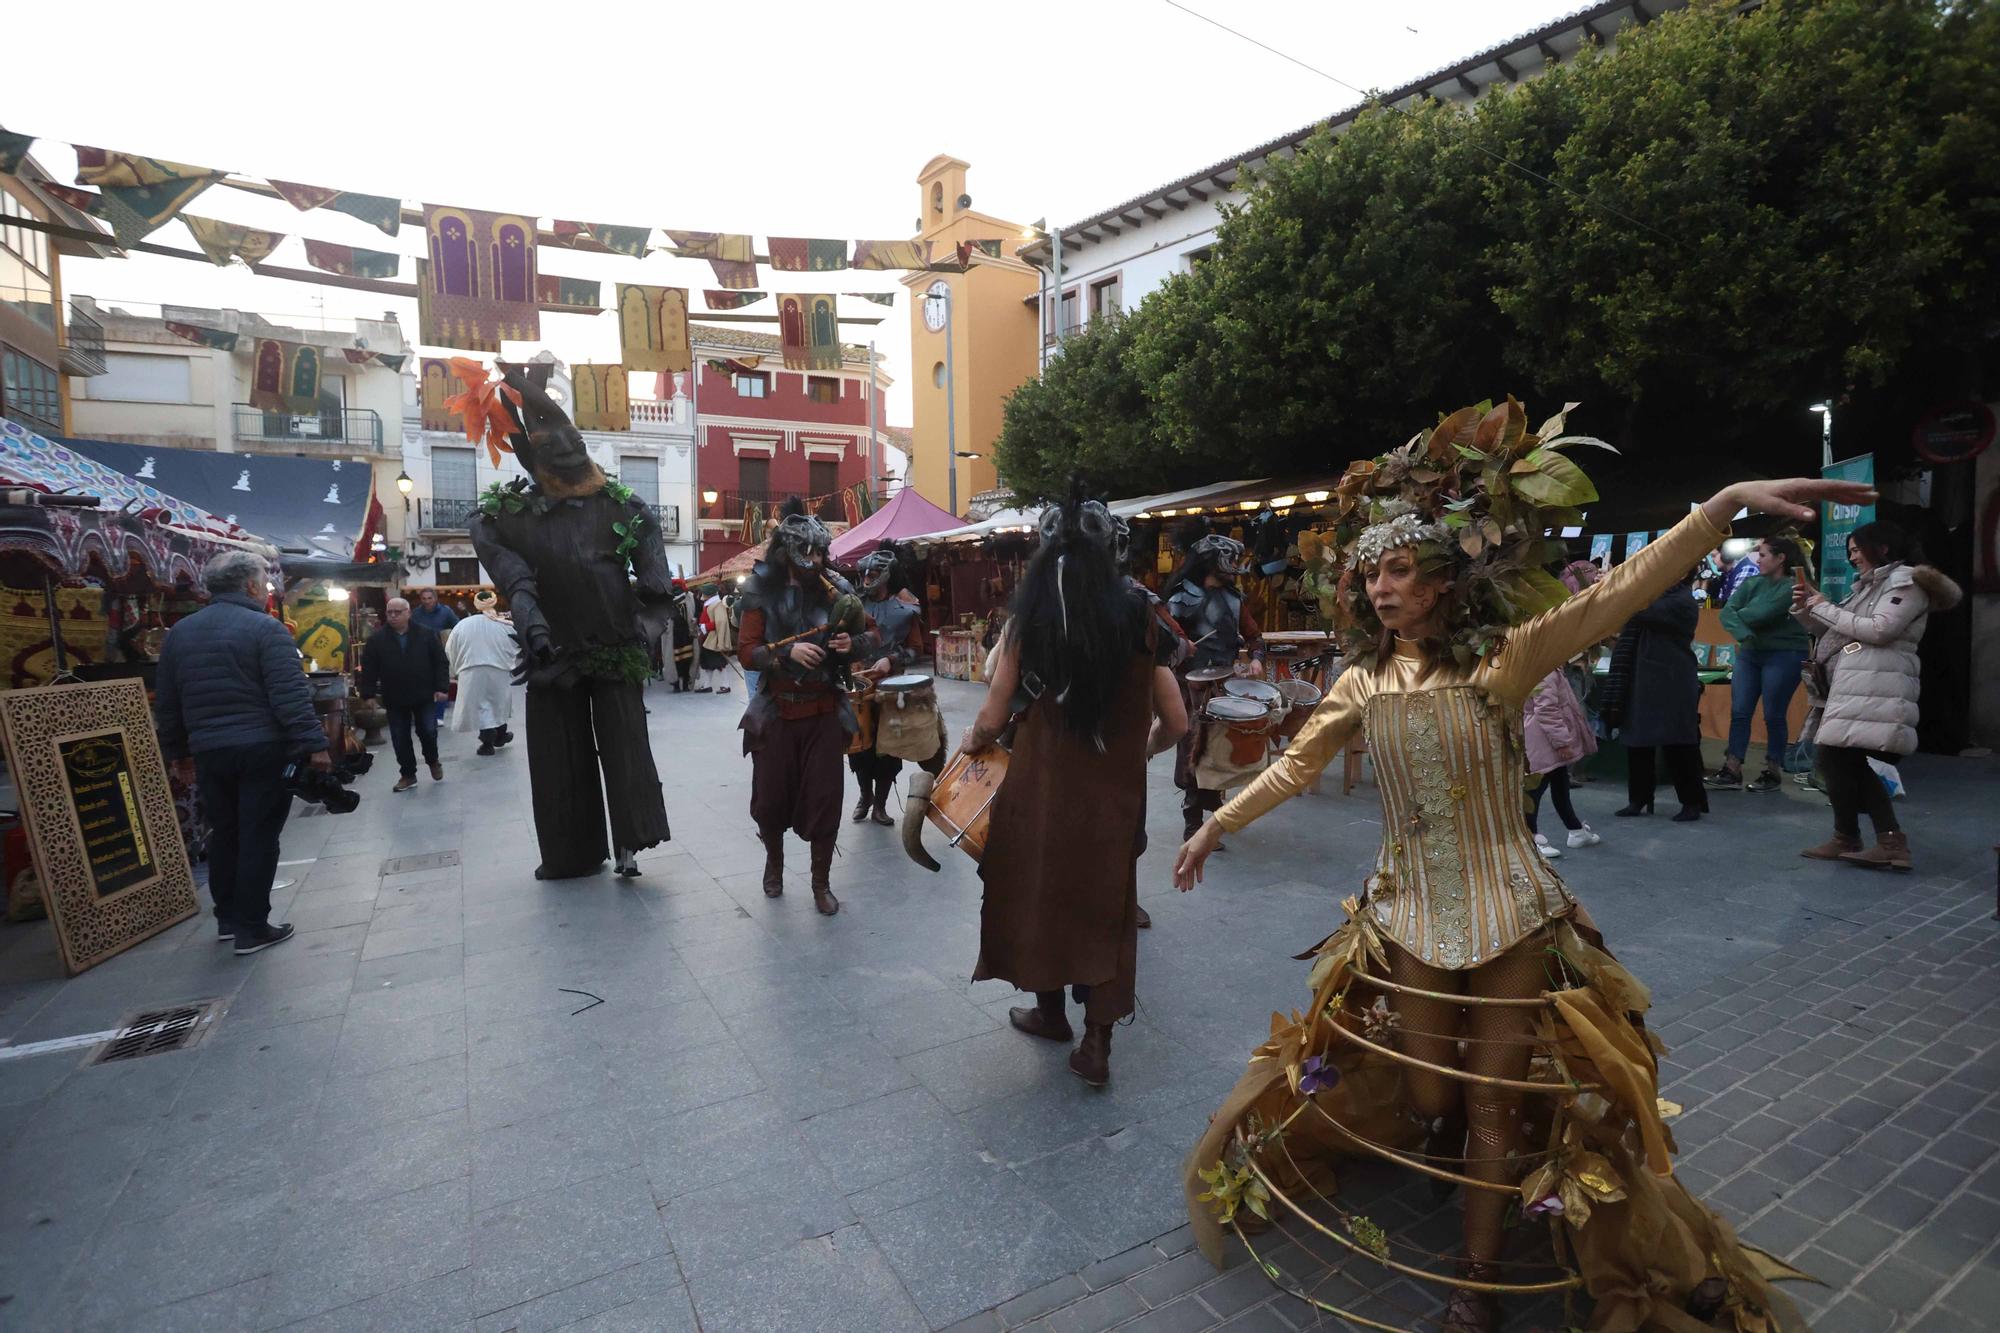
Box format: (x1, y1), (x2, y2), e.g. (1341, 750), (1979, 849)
(916, 156), (971, 240)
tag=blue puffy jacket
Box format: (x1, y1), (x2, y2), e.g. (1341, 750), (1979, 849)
(153, 592), (326, 759)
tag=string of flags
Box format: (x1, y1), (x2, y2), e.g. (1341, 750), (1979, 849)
(736, 481), (877, 544)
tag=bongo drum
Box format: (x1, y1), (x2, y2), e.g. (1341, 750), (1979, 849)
(1203, 695), (1275, 767)
(876, 673), (943, 762)
(1275, 678), (1323, 739)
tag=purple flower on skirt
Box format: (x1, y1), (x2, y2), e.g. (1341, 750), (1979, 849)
(1299, 1054), (1340, 1096)
(1525, 1194), (1564, 1218)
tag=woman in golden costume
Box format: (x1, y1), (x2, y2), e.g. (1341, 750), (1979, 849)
(1174, 400), (1872, 1332)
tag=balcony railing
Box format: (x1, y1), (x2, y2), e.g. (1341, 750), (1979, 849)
(707, 490), (842, 524)
(418, 497), (478, 532)
(60, 300), (106, 377)
(233, 404), (386, 453)
(650, 504), (681, 539)
(1041, 321), (1086, 348)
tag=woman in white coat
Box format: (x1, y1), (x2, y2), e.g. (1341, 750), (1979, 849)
(1794, 520), (1960, 871)
(446, 591), (518, 756)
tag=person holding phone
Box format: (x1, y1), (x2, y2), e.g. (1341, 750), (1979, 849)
(1706, 535), (1812, 791)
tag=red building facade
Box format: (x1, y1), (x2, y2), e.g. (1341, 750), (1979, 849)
(665, 324), (894, 572)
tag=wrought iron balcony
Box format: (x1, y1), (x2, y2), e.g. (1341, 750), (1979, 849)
(706, 489), (842, 524)
(60, 300), (106, 377)
(418, 496), (478, 532)
(232, 404), (386, 453)
(650, 504), (681, 539)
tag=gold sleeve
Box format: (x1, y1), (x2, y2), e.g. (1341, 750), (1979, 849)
(1487, 508), (1730, 701)
(1215, 666), (1367, 832)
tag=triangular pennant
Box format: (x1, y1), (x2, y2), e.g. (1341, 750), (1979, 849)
(183, 215), (285, 267)
(326, 192), (401, 236)
(0, 129), (32, 175)
(372, 352), (407, 372)
(851, 239), (932, 271)
(843, 291), (895, 307)
(703, 290), (767, 311)
(44, 183), (104, 215)
(548, 220), (591, 248)
(268, 179), (342, 211)
(768, 238), (849, 272)
(665, 230), (753, 261)
(588, 224), (652, 258)
(165, 321), (240, 351)
(75, 148), (223, 245)
(708, 258), (758, 290)
(535, 274), (602, 308)
(303, 239), (400, 279)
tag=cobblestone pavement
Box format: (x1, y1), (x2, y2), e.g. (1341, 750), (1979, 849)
(0, 676), (1993, 1330)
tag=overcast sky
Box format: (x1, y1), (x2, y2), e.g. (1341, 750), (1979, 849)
(7, 0), (1571, 424)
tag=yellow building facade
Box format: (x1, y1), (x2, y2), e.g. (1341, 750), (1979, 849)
(900, 157), (1038, 517)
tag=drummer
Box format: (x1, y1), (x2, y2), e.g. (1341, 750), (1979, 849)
(1115, 516), (1191, 667)
(850, 543), (929, 826)
(1166, 533), (1267, 843)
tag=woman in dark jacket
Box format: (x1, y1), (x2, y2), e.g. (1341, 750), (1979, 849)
(1602, 571), (1707, 820)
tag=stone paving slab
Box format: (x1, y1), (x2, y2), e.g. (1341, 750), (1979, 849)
(0, 676), (1992, 1330)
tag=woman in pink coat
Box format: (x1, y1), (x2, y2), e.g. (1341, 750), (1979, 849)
(1523, 662), (1600, 858)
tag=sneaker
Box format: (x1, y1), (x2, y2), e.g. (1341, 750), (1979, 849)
(233, 923), (295, 956)
(216, 920), (236, 942)
(1745, 769), (1782, 793)
(1566, 826), (1601, 849)
(476, 742), (495, 756)
(1534, 834), (1563, 860)
(393, 774), (417, 792)
(1702, 766), (1744, 790)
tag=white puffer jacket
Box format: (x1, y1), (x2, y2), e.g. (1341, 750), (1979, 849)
(1801, 562), (1962, 755)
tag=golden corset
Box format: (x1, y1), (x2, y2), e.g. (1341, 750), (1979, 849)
(1362, 684), (1573, 969)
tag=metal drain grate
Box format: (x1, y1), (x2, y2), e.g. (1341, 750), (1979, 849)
(87, 1001), (221, 1065)
(381, 850), (460, 876)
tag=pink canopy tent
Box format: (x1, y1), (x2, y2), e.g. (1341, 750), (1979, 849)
(829, 487), (961, 561)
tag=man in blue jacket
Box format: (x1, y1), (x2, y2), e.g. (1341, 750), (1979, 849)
(154, 550), (332, 955)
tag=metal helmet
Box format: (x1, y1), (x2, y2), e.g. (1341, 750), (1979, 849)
(772, 510), (833, 570)
(1190, 533), (1250, 577)
(857, 548), (898, 594)
(1037, 498), (1116, 550)
(1112, 514), (1132, 563)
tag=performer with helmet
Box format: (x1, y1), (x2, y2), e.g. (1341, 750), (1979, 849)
(1115, 515), (1191, 668)
(956, 490), (1186, 1086)
(738, 498), (868, 916)
(848, 543), (929, 826)
(1166, 531), (1267, 841)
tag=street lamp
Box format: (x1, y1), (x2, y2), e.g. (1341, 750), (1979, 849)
(395, 470), (414, 494)
(1808, 402), (1833, 468)
(701, 487), (718, 506)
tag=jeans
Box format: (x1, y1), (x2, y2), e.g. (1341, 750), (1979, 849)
(1527, 768), (1581, 834)
(195, 742), (293, 931)
(387, 702), (441, 778)
(1726, 646), (1806, 769)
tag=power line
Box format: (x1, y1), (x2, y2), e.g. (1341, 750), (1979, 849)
(1157, 0), (1678, 245)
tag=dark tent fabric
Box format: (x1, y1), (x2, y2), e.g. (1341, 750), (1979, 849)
(60, 437), (381, 561)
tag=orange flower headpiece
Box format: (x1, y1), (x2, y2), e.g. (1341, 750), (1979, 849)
(442, 358), (523, 468)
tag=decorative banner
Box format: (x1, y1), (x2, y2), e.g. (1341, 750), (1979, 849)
(616, 284), (691, 373)
(73, 146), (222, 245)
(851, 239), (932, 271)
(588, 224), (652, 258)
(421, 204), (540, 352)
(535, 274), (601, 308)
(953, 238), (1005, 268)
(341, 349), (407, 371)
(768, 238), (848, 272)
(182, 215), (285, 267)
(703, 290), (767, 310)
(165, 321), (240, 351)
(705, 355), (765, 376)
(776, 293), (841, 371)
(707, 258), (758, 291)
(248, 338), (321, 414)
(548, 220), (591, 248)
(0, 129), (31, 175)
(44, 183), (104, 214)
(268, 179), (340, 211)
(304, 239), (400, 279)
(843, 291), (895, 306)
(571, 364), (631, 433)
(665, 230), (754, 261)
(418, 357), (463, 432)
(326, 191), (401, 236)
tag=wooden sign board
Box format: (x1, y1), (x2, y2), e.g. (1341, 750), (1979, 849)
(0, 679), (197, 975)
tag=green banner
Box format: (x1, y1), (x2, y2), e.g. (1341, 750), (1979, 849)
(1818, 453), (1876, 603)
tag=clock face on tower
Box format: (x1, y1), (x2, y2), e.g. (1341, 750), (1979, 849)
(923, 281), (950, 333)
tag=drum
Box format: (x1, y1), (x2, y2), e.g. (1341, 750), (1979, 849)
(1222, 677), (1284, 713)
(1184, 662), (1236, 715)
(922, 745), (1010, 862)
(844, 678), (878, 756)
(1275, 677), (1323, 739)
(1202, 695), (1275, 767)
(1264, 630), (1333, 683)
(876, 673), (943, 762)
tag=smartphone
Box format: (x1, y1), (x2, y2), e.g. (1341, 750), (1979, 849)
(1793, 567), (1808, 588)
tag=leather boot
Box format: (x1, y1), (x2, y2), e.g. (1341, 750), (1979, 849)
(851, 789), (872, 823)
(1442, 1262), (1500, 1333)
(1134, 904), (1152, 929)
(1069, 1022), (1112, 1087)
(1840, 830), (1912, 872)
(869, 776), (895, 826)
(810, 837), (839, 915)
(1801, 832), (1862, 861)
(760, 834), (784, 897)
(1008, 990), (1073, 1042)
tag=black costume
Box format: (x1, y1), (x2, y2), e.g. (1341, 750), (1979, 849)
(1166, 535), (1266, 836)
(848, 546), (929, 825)
(468, 364), (672, 880)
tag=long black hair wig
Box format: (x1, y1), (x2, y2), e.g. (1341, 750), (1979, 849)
(1006, 487), (1144, 748)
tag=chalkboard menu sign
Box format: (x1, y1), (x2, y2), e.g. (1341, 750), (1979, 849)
(58, 731), (156, 897)
(0, 680), (196, 975)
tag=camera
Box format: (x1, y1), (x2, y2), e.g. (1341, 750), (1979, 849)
(283, 759), (361, 814)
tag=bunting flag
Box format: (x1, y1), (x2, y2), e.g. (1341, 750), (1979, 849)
(326, 192), (401, 236)
(374, 352), (408, 372)
(588, 224), (652, 257)
(0, 129), (31, 175)
(418, 357), (463, 432)
(951, 238), (1006, 269)
(248, 338), (322, 414)
(705, 355), (764, 376)
(707, 258), (758, 291)
(615, 284), (691, 373)
(73, 147), (222, 245)
(420, 205), (539, 351)
(768, 238), (848, 272)
(666, 230), (754, 261)
(571, 364), (630, 432)
(851, 239), (932, 271)
(165, 321), (239, 351)
(44, 184), (104, 215)
(268, 179), (341, 211)
(548, 220), (591, 248)
(703, 290), (767, 310)
(843, 291), (895, 306)
(304, 239), (400, 279)
(535, 274), (601, 308)
(776, 293), (841, 371)
(341, 348), (407, 371)
(183, 215), (286, 267)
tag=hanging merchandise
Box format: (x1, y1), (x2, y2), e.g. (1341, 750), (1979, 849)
(843, 291), (895, 306)
(183, 215), (285, 267)
(303, 239), (400, 279)
(768, 238), (849, 272)
(165, 321), (239, 351)
(775, 293), (841, 371)
(707, 258), (758, 290)
(535, 274), (601, 308)
(418, 358), (463, 432)
(615, 284), (691, 373)
(571, 364), (630, 433)
(665, 230), (754, 262)
(703, 290), (767, 311)
(248, 338), (321, 414)
(851, 239), (932, 271)
(74, 146), (222, 245)
(420, 205), (540, 351)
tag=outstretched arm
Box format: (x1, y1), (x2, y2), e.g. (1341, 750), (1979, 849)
(469, 514), (550, 666)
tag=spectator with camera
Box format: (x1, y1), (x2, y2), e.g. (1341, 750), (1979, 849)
(154, 550), (331, 956)
(360, 597), (451, 792)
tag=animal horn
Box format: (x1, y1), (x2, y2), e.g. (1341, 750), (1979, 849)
(901, 770), (941, 873)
